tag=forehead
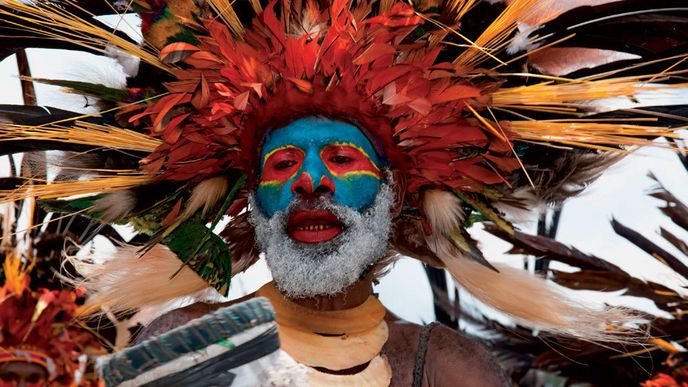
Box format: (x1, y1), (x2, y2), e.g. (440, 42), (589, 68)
(261, 117), (380, 161)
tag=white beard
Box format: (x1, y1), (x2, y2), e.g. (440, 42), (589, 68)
(249, 182), (394, 298)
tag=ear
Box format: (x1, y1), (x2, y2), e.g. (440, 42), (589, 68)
(389, 169), (406, 218)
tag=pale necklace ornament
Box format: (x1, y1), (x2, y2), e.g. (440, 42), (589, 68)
(257, 282), (392, 386)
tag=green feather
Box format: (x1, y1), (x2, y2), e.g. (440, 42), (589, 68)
(455, 191), (514, 234)
(164, 221), (232, 294)
(168, 27), (200, 46)
(29, 78), (129, 102)
(162, 173), (247, 294)
(39, 195), (108, 221)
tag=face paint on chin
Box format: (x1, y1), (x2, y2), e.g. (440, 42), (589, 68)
(255, 117), (384, 218)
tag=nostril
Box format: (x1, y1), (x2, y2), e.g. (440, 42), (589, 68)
(314, 185), (332, 195)
(294, 186), (307, 195)
(291, 173), (314, 195)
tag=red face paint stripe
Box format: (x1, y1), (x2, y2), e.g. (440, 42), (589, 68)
(261, 146), (305, 184)
(320, 144), (380, 179)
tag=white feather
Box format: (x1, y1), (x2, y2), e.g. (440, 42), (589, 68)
(69, 244), (212, 313)
(440, 253), (644, 342)
(422, 189), (465, 258)
(586, 86), (688, 113)
(92, 190), (136, 222)
(423, 189), (464, 233)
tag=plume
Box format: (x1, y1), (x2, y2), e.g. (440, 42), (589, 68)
(69, 244), (211, 314)
(440, 254), (642, 341)
(423, 187), (642, 341)
(422, 189), (465, 258)
(179, 176), (230, 221)
(92, 190), (137, 222)
(424, 190), (465, 235)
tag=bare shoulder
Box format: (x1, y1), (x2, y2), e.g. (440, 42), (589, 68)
(425, 324), (509, 387)
(135, 302), (219, 343)
(135, 294), (255, 343)
(384, 318), (508, 387)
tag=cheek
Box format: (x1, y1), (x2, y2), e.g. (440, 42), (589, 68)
(332, 175), (381, 211)
(256, 181), (296, 217)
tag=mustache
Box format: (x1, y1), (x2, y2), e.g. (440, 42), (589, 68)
(283, 197), (350, 219)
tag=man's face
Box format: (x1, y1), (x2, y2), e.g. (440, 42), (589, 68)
(255, 117), (383, 243)
(0, 361), (48, 387)
(251, 117), (393, 298)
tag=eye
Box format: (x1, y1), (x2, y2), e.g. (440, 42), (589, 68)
(274, 160), (297, 170)
(0, 372), (18, 381)
(330, 155), (353, 164)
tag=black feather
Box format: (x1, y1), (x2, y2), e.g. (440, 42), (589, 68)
(0, 105), (85, 124)
(0, 2), (139, 61)
(532, 0), (688, 57)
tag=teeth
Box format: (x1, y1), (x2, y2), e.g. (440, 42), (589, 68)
(296, 225), (332, 231)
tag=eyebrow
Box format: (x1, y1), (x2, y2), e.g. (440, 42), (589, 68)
(262, 145), (303, 165)
(326, 142), (378, 165)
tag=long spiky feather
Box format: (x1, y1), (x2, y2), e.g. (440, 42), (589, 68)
(445, 0), (480, 23)
(0, 174), (152, 205)
(505, 121), (685, 151)
(0, 122), (162, 153)
(454, 0), (550, 66)
(206, 0), (246, 36)
(0, 0), (171, 73)
(492, 77), (688, 107)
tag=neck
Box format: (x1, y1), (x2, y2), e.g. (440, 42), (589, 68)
(284, 278), (374, 311)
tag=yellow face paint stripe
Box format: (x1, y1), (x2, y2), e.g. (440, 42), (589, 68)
(259, 179), (287, 188)
(327, 141), (381, 172)
(341, 170), (381, 179)
(322, 162), (381, 180)
(319, 142), (381, 180)
(262, 145), (303, 167)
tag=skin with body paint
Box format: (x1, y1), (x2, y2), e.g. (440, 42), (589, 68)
(0, 362), (47, 387)
(256, 117), (383, 244)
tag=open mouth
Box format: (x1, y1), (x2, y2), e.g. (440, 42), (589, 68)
(286, 209), (344, 244)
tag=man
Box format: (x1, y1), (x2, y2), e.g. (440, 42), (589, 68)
(1, 0), (685, 385)
(0, 255), (103, 386)
(138, 117), (509, 386)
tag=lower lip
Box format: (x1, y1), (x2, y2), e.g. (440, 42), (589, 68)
(288, 225), (343, 243)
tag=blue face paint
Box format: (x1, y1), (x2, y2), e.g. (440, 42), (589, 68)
(256, 117), (383, 217)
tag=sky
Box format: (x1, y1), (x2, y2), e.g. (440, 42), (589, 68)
(1, 27), (686, 326)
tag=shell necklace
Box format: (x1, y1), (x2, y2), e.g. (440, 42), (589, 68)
(256, 282), (392, 386)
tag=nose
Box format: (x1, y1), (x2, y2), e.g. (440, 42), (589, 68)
(291, 172), (335, 197)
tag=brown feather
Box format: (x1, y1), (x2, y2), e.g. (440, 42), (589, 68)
(512, 150), (625, 205)
(390, 215), (444, 268)
(180, 175), (229, 220)
(220, 212), (260, 274)
(92, 190), (137, 222)
(440, 254), (643, 342)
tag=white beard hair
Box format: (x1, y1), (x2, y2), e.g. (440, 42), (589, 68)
(249, 182), (394, 299)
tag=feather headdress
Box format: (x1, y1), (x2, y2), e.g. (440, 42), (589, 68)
(0, 252), (103, 385)
(0, 0), (687, 339)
